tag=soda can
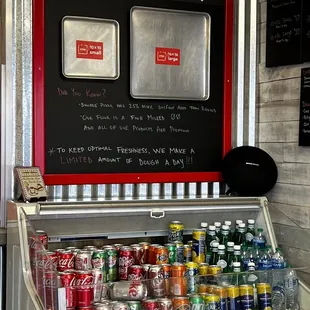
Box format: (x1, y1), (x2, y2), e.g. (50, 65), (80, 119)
(46, 251), (58, 270)
(208, 265), (222, 275)
(149, 265), (165, 297)
(165, 243), (177, 265)
(213, 286), (228, 310)
(84, 245), (98, 255)
(131, 244), (144, 265)
(57, 250), (75, 271)
(127, 301), (143, 310)
(110, 281), (148, 301)
(113, 301), (130, 310)
(66, 246), (78, 251)
(76, 250), (92, 270)
(189, 294), (204, 310)
(149, 244), (160, 265)
(198, 263), (209, 276)
(161, 264), (171, 295)
(227, 285), (240, 310)
(59, 270), (77, 308)
(172, 297), (190, 310)
(168, 221), (184, 243)
(76, 270), (94, 307)
(192, 229), (206, 264)
(256, 283), (271, 310)
(183, 245), (192, 263)
(172, 241), (184, 263)
(142, 264), (152, 279)
(199, 284), (216, 294)
(92, 249), (106, 269)
(38, 271), (58, 309)
(139, 242), (150, 264)
(105, 246), (118, 282)
(96, 303), (113, 310)
(36, 230), (48, 249)
(112, 244), (124, 251)
(202, 294), (221, 310)
(170, 263), (187, 296)
(156, 246), (169, 265)
(54, 248), (64, 256)
(119, 246), (134, 280)
(157, 298), (173, 310)
(185, 262), (199, 294)
(92, 269), (104, 302)
(101, 283), (110, 300)
(71, 248), (81, 256)
(143, 299), (159, 310)
(128, 265), (144, 281)
(239, 285), (254, 310)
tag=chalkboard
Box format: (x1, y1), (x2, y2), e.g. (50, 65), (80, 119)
(299, 68), (310, 146)
(302, 0), (310, 62)
(266, 0), (302, 67)
(33, 0), (233, 185)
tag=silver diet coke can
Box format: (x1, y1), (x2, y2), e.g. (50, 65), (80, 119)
(112, 301), (130, 310)
(92, 269), (104, 302)
(75, 250), (92, 270)
(149, 265), (165, 297)
(110, 281), (147, 301)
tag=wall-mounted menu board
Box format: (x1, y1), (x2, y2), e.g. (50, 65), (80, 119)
(266, 0), (302, 67)
(302, 0), (310, 62)
(33, 0), (233, 185)
(299, 68), (310, 146)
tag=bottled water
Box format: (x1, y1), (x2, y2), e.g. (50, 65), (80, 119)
(272, 270), (286, 310)
(253, 228), (266, 248)
(284, 269), (300, 310)
(258, 246), (273, 270)
(272, 248), (285, 269)
(243, 247), (256, 271)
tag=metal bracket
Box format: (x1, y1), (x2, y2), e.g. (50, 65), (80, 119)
(150, 209), (165, 219)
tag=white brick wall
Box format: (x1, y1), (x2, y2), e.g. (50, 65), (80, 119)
(257, 0), (310, 283)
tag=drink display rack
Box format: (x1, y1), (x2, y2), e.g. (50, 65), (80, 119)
(6, 197), (310, 310)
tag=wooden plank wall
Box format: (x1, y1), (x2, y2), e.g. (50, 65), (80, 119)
(258, 0), (310, 284)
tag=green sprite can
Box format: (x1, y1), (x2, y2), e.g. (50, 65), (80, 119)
(127, 301), (143, 310)
(104, 246), (118, 282)
(165, 243), (177, 264)
(189, 294), (205, 310)
(92, 249), (107, 282)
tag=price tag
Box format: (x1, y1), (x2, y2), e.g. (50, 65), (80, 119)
(14, 167), (48, 202)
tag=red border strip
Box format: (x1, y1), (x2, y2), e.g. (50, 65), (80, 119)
(33, 0), (233, 185)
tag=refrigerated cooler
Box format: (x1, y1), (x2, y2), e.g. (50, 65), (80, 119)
(6, 197), (310, 310)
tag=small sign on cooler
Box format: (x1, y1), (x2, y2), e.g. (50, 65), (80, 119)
(76, 40), (103, 60)
(155, 47), (181, 66)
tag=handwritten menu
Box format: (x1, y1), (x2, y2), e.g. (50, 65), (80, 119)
(266, 0), (302, 67)
(299, 68), (310, 146)
(43, 0), (227, 177)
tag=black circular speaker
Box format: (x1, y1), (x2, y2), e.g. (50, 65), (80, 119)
(222, 146), (278, 196)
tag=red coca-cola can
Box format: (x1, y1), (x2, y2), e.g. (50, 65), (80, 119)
(29, 235), (42, 260)
(119, 246), (134, 280)
(47, 251), (58, 270)
(130, 244), (144, 265)
(76, 270), (94, 307)
(128, 265), (144, 281)
(38, 271), (58, 310)
(143, 299), (160, 310)
(54, 248), (64, 256)
(139, 242), (150, 264)
(59, 270), (76, 308)
(75, 250), (92, 270)
(36, 230), (48, 249)
(33, 250), (55, 271)
(57, 250), (75, 271)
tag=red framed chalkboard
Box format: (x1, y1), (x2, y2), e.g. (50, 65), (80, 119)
(33, 0), (233, 185)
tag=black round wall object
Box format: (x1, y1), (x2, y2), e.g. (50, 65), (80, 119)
(222, 146), (278, 196)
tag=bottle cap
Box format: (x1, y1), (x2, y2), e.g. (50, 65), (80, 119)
(234, 245), (241, 250)
(239, 223), (246, 228)
(227, 242), (235, 247)
(209, 225), (216, 231)
(248, 219), (255, 224)
(233, 262), (241, 267)
(212, 242), (219, 248)
(222, 225), (229, 230)
(218, 245), (226, 250)
(214, 222), (221, 227)
(258, 228), (263, 232)
(236, 220), (243, 224)
(201, 222), (208, 228)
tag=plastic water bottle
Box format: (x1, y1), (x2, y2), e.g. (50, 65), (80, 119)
(284, 269), (300, 310)
(258, 246), (273, 270)
(253, 228), (266, 248)
(243, 247), (256, 271)
(272, 248), (285, 269)
(272, 270), (286, 310)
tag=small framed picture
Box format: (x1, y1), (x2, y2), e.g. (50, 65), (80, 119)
(14, 167), (48, 202)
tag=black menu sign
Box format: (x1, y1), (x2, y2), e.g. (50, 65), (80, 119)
(266, 0), (302, 67)
(302, 0), (310, 62)
(299, 68), (310, 146)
